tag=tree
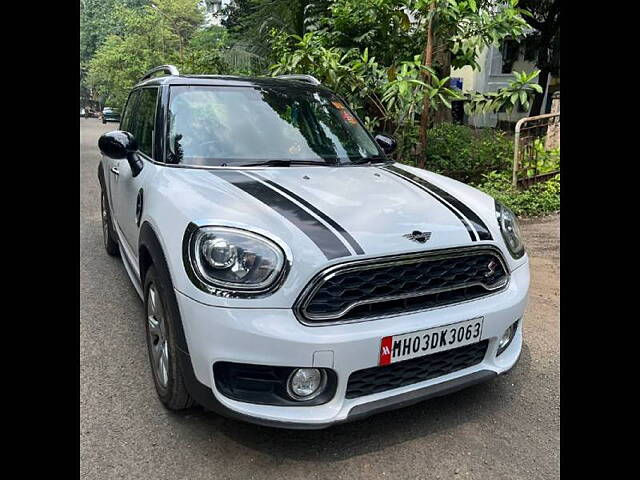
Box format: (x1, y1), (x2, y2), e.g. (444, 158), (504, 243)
(322, 0), (418, 67)
(412, 0), (529, 167)
(518, 0), (560, 116)
(221, 0), (258, 35)
(149, 0), (204, 61)
(221, 0), (332, 61)
(86, 0), (228, 108)
(81, 0), (150, 106)
(269, 0), (541, 169)
(80, 0), (149, 63)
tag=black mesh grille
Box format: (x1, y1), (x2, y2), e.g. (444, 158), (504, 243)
(299, 249), (508, 323)
(346, 340), (489, 399)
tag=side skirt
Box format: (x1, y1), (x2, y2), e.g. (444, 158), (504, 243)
(113, 220), (144, 300)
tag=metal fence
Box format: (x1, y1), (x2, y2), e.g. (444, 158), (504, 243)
(512, 112), (560, 188)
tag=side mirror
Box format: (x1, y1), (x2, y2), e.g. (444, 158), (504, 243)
(374, 134), (397, 155)
(98, 131), (143, 177)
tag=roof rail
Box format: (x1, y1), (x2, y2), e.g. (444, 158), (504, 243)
(275, 74), (321, 86)
(139, 65), (180, 83)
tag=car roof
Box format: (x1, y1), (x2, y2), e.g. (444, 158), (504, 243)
(134, 74), (333, 92)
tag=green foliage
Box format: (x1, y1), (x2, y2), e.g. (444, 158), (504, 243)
(270, 32), (388, 119)
(465, 70), (544, 115)
(86, 0), (230, 108)
(80, 0), (120, 64)
(476, 171), (560, 217)
(528, 138), (560, 175)
(80, 0), (148, 63)
(325, 0), (418, 66)
(189, 25), (229, 50)
(268, 1), (539, 165)
(80, 0), (559, 216)
(406, 122), (560, 216)
(383, 57), (461, 115)
(438, 0), (530, 70)
(420, 123), (513, 184)
(221, 0), (332, 61)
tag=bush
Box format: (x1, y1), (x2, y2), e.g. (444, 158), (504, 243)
(475, 171), (560, 217)
(399, 123), (560, 217)
(422, 123), (513, 184)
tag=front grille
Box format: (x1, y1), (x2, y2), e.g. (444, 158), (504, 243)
(346, 340), (489, 399)
(296, 247), (508, 324)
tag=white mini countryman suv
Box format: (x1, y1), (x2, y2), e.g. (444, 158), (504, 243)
(98, 65), (529, 429)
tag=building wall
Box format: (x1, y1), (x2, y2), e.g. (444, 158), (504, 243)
(450, 48), (489, 93)
(451, 45), (550, 128)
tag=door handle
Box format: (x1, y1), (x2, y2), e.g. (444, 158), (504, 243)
(111, 167), (119, 175)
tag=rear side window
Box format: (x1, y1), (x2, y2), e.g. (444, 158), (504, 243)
(129, 88), (159, 157)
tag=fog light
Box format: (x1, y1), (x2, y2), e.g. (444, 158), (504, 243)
(497, 320), (519, 356)
(287, 368), (326, 400)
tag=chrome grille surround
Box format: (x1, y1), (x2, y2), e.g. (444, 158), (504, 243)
(294, 246), (510, 326)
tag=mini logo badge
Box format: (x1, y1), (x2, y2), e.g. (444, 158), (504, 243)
(403, 230), (432, 243)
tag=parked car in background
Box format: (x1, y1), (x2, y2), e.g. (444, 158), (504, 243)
(98, 65), (529, 429)
(102, 107), (121, 124)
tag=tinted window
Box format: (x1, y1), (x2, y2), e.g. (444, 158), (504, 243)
(166, 86), (381, 166)
(129, 88), (158, 157)
(120, 91), (139, 133)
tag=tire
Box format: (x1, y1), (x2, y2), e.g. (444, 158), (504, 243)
(101, 190), (119, 256)
(144, 265), (194, 410)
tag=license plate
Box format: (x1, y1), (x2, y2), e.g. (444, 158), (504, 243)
(379, 317), (484, 366)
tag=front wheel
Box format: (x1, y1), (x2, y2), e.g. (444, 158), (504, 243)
(144, 266), (194, 410)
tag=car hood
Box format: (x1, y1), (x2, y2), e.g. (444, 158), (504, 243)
(170, 161), (501, 253)
(159, 162), (511, 307)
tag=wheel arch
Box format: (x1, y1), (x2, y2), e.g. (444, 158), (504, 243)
(138, 221), (168, 289)
(137, 220), (221, 409)
(138, 221), (189, 351)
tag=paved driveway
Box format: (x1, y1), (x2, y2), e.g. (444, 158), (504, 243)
(80, 118), (559, 479)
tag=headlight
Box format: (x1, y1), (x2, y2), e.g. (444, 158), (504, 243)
(495, 201), (525, 259)
(185, 226), (287, 295)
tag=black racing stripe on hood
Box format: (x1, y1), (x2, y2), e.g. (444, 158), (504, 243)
(210, 170), (352, 260)
(249, 173), (365, 255)
(387, 166), (492, 241)
(381, 166), (477, 242)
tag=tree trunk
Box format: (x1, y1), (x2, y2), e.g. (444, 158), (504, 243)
(530, 67), (550, 116)
(433, 47), (452, 126)
(297, 0), (309, 36)
(417, 3), (436, 170)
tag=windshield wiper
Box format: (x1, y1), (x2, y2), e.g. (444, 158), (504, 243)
(239, 159), (338, 167)
(349, 156), (388, 165)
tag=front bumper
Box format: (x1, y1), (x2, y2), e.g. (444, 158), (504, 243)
(175, 260), (529, 428)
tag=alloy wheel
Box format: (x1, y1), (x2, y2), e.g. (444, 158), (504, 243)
(147, 285), (169, 389)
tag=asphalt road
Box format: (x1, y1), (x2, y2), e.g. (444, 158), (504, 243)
(80, 118), (560, 480)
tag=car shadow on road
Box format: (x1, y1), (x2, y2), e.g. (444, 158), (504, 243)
(168, 344), (531, 462)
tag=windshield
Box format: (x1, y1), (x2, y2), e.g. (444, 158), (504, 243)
(165, 85), (383, 166)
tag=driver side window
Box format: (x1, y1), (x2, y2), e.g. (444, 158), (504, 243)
(129, 88), (159, 158)
(120, 90), (139, 133)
